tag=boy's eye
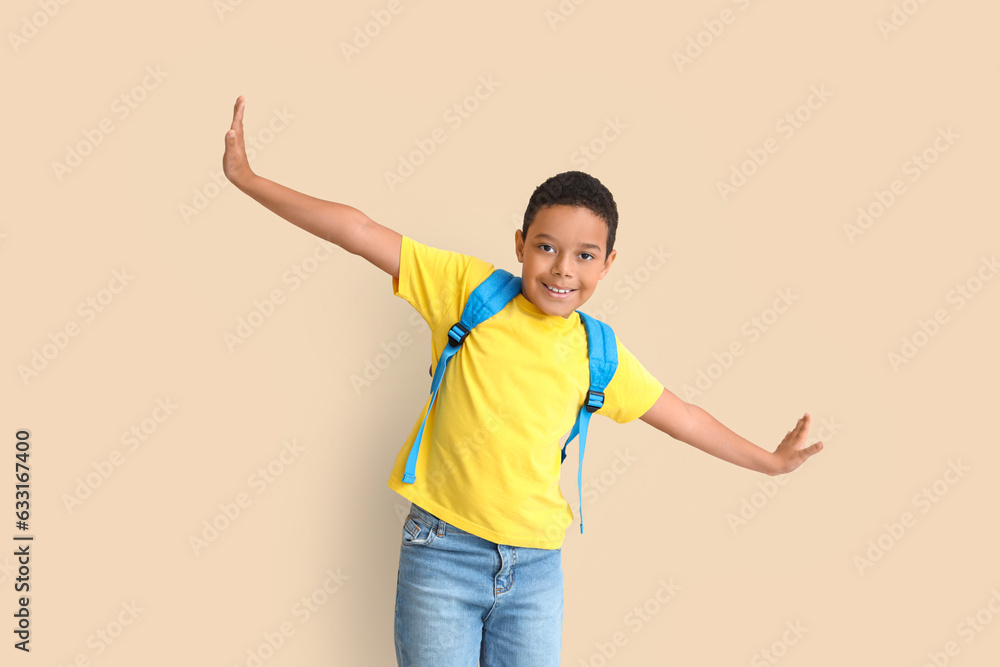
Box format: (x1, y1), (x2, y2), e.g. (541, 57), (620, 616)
(538, 244), (595, 260)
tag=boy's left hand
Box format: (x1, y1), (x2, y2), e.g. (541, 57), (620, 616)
(770, 413), (823, 474)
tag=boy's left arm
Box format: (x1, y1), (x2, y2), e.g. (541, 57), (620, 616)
(638, 388), (823, 475)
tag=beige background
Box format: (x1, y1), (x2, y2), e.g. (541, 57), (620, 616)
(3, 1), (998, 665)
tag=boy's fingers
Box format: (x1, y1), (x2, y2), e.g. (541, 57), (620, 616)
(803, 441), (823, 458)
(231, 95), (245, 132)
(793, 413), (810, 437)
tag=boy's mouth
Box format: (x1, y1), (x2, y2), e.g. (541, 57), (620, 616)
(542, 282), (576, 298)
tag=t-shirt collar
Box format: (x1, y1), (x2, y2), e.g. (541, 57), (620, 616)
(514, 293), (578, 328)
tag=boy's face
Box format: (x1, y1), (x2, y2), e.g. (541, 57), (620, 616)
(514, 204), (617, 319)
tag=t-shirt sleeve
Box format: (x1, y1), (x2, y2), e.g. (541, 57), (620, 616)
(597, 336), (664, 424)
(392, 235), (495, 332)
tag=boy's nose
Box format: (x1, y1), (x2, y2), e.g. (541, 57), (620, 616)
(553, 257), (573, 277)
(552, 265), (572, 278)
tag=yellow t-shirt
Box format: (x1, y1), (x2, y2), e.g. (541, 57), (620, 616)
(387, 236), (664, 549)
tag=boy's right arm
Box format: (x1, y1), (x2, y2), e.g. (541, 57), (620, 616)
(222, 96), (401, 279)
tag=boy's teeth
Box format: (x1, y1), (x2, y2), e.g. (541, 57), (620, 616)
(546, 284), (571, 293)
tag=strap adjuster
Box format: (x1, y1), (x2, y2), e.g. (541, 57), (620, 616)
(448, 322), (470, 347)
(585, 390), (604, 413)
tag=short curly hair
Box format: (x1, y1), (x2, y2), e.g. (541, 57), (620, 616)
(521, 171), (618, 257)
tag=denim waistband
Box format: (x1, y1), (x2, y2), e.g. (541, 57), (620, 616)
(408, 502), (469, 536)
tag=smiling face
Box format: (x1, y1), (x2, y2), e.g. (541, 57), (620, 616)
(514, 204), (618, 319)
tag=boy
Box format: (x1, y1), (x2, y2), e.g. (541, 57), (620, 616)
(222, 95), (823, 666)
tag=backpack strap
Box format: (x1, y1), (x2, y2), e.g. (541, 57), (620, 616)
(401, 269), (522, 484)
(561, 311), (618, 533)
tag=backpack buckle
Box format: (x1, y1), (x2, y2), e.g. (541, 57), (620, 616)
(448, 322), (470, 347)
(585, 390), (604, 413)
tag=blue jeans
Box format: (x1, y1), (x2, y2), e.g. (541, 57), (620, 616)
(394, 503), (563, 666)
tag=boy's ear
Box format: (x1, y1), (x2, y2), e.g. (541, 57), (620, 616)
(598, 248), (617, 279)
(514, 229), (525, 263)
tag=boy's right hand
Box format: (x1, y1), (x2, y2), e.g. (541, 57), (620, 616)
(223, 95), (255, 187)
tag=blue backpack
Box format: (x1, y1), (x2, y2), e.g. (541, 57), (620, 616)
(400, 268), (619, 533)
